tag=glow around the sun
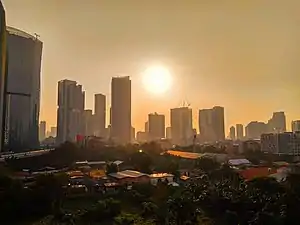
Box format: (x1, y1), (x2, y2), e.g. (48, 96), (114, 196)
(142, 65), (172, 95)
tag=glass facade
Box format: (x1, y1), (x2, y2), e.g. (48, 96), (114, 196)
(5, 27), (43, 152)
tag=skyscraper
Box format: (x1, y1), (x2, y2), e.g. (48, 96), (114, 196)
(199, 106), (225, 143)
(268, 111), (286, 133)
(82, 109), (94, 136)
(6, 27), (43, 152)
(170, 107), (193, 146)
(292, 120), (300, 132)
(166, 127), (172, 140)
(236, 124), (244, 140)
(94, 93), (106, 137)
(111, 76), (131, 144)
(245, 121), (267, 140)
(229, 126), (236, 140)
(0, 2), (7, 152)
(39, 121), (46, 142)
(50, 126), (57, 137)
(57, 80), (85, 144)
(148, 112), (165, 141)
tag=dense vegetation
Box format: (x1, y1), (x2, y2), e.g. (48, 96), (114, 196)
(1, 142), (300, 224)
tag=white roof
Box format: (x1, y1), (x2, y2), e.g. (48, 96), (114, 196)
(109, 170), (149, 179)
(228, 159), (251, 166)
(149, 173), (174, 178)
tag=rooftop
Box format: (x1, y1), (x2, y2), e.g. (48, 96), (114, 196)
(109, 170), (148, 179)
(7, 26), (41, 41)
(166, 150), (203, 159)
(149, 173), (174, 178)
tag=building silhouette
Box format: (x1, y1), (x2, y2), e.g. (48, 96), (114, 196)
(292, 120), (300, 132)
(82, 109), (94, 136)
(5, 27), (43, 152)
(199, 106), (225, 143)
(166, 127), (172, 140)
(268, 111), (286, 133)
(111, 76), (131, 144)
(94, 93), (106, 137)
(245, 121), (267, 140)
(148, 112), (165, 141)
(170, 107), (193, 146)
(39, 121), (46, 142)
(229, 126), (236, 140)
(0, 2), (7, 152)
(56, 80), (85, 144)
(236, 124), (244, 140)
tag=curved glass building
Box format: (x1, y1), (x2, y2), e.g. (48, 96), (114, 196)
(0, 2), (7, 152)
(5, 27), (43, 152)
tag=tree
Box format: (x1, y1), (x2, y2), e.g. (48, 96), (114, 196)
(106, 162), (119, 174)
(195, 157), (220, 172)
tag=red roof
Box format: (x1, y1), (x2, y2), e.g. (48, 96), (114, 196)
(239, 167), (277, 181)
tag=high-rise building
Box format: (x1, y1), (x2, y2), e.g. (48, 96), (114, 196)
(236, 124), (244, 140)
(229, 126), (236, 140)
(145, 121), (149, 133)
(82, 110), (94, 136)
(170, 107), (193, 146)
(245, 121), (267, 140)
(268, 111), (286, 133)
(166, 127), (172, 140)
(261, 132), (300, 155)
(131, 126), (135, 142)
(6, 27), (43, 152)
(136, 131), (148, 143)
(148, 112), (165, 141)
(94, 93), (106, 137)
(57, 80), (85, 144)
(111, 76), (131, 144)
(0, 3), (7, 152)
(39, 121), (46, 142)
(50, 126), (57, 137)
(199, 106), (225, 143)
(292, 120), (300, 132)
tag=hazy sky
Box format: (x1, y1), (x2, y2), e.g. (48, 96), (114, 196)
(3, 0), (300, 133)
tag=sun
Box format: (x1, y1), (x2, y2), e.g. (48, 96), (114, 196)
(142, 66), (172, 94)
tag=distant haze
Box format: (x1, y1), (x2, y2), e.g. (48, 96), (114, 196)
(3, 0), (300, 131)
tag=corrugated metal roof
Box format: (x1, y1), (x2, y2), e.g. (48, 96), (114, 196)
(109, 170), (148, 179)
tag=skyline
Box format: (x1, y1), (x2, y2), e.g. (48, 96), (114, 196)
(3, 0), (300, 131)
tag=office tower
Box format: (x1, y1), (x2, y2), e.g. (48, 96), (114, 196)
(245, 121), (267, 140)
(0, 3), (7, 152)
(50, 126), (57, 137)
(39, 121), (46, 142)
(136, 131), (148, 143)
(148, 112), (165, 141)
(236, 124), (244, 140)
(111, 76), (131, 144)
(82, 110), (94, 136)
(6, 27), (43, 152)
(261, 132), (300, 155)
(131, 126), (135, 142)
(292, 120), (300, 132)
(268, 111), (286, 133)
(166, 127), (172, 140)
(145, 121), (149, 133)
(229, 126), (236, 140)
(57, 80), (85, 144)
(94, 93), (106, 137)
(170, 107), (193, 146)
(199, 106), (225, 143)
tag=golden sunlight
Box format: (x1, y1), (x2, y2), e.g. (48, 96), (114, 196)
(142, 65), (172, 95)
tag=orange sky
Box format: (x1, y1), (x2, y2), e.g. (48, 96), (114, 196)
(3, 0), (300, 133)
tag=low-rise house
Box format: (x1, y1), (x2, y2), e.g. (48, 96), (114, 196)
(108, 170), (150, 185)
(149, 173), (174, 186)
